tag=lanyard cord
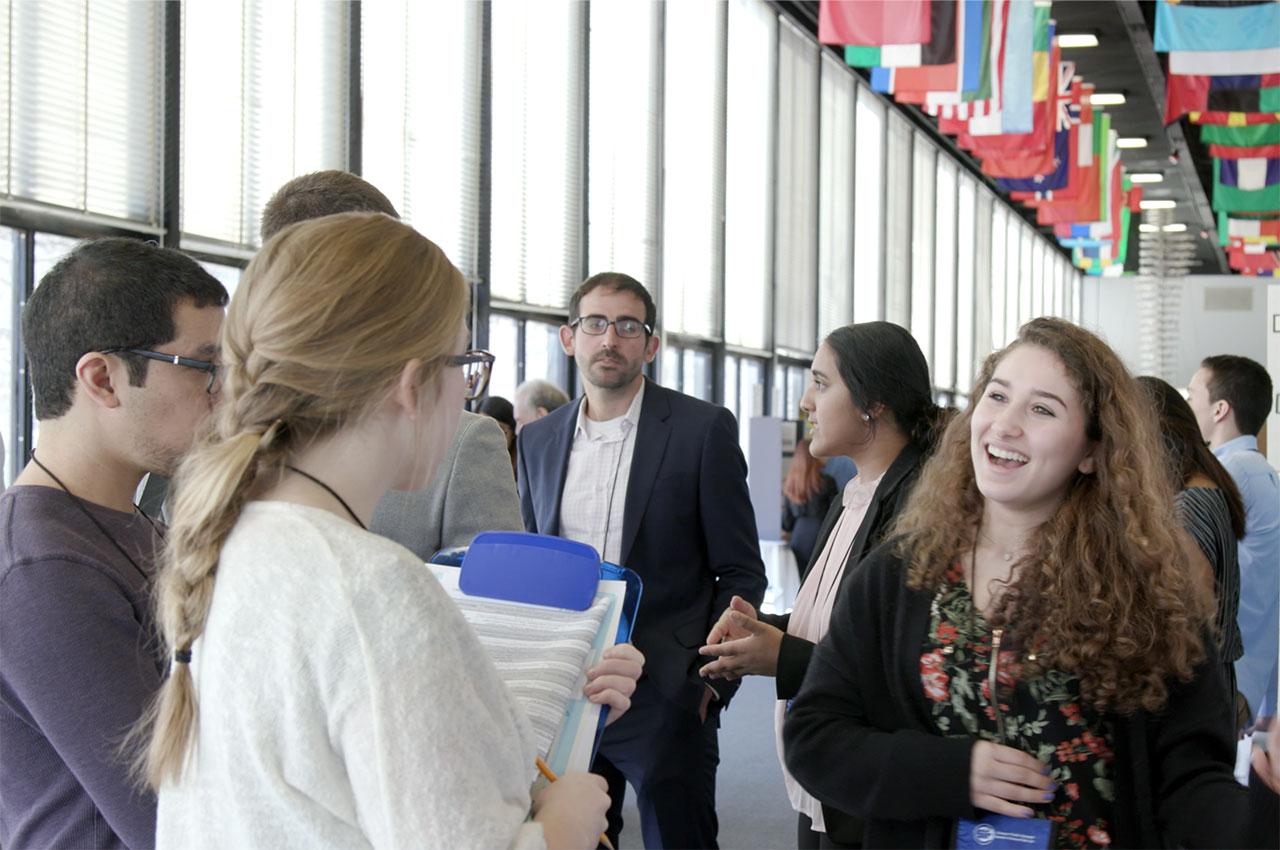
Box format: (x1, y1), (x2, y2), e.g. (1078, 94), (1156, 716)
(599, 428), (630, 562)
(28, 452), (160, 584)
(284, 465), (367, 530)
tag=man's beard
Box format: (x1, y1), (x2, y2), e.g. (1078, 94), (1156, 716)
(583, 351), (641, 391)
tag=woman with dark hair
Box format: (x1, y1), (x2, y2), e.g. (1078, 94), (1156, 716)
(784, 318), (1250, 849)
(700, 321), (947, 848)
(782, 438), (839, 569)
(1138, 375), (1247, 721)
(480, 395), (518, 475)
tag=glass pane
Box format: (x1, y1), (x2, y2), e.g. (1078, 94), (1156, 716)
(990, 205), (1007, 350)
(1019, 225), (1034, 326)
(933, 158), (957, 392)
(853, 86), (885, 322)
(884, 112), (913, 327)
(774, 20), (819, 353)
(682, 349), (712, 402)
(723, 354), (739, 423)
(1, 228), (13, 485)
(490, 0), (584, 307)
(1005, 213), (1020, 344)
(723, 0), (774, 351)
(817, 55), (854, 342)
(362, 0), (482, 278)
(662, 0), (726, 339)
(523, 320), (569, 397)
(910, 137), (936, 367)
(588, 1), (660, 288)
(972, 190), (993, 378)
(955, 176), (976, 395)
(741, 358), (765, 421)
(199, 262), (242, 305)
(661, 345), (681, 390)
(486, 314), (520, 403)
(787, 365), (807, 419)
(29, 233), (83, 454)
(182, 0), (349, 247)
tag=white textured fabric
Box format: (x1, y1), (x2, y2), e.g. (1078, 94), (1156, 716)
(558, 383), (645, 564)
(1238, 158), (1269, 192)
(157, 502), (544, 850)
(1168, 47), (1280, 75)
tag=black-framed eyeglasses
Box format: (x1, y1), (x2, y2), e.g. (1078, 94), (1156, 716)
(446, 349), (495, 401)
(570, 314), (652, 339)
(100, 347), (222, 394)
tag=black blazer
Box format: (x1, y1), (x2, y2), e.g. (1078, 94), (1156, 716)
(784, 544), (1255, 849)
(517, 380), (768, 712)
(760, 441), (927, 701)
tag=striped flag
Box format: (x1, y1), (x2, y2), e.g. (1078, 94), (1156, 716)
(1218, 159), (1280, 191)
(1213, 158), (1280, 213)
(1165, 73), (1280, 124)
(1154, 0), (1280, 54)
(1210, 142), (1280, 159)
(1201, 123), (1280, 148)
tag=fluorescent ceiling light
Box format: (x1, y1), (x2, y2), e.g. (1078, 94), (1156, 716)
(1163, 223), (1188, 233)
(1129, 172), (1164, 184)
(1090, 92), (1127, 106)
(1139, 223), (1159, 233)
(1117, 137), (1148, 149)
(1140, 199), (1177, 210)
(1057, 33), (1099, 48)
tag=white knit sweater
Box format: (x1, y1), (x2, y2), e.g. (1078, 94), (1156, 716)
(157, 501), (545, 850)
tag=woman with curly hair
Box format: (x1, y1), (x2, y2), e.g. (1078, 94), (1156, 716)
(784, 318), (1247, 849)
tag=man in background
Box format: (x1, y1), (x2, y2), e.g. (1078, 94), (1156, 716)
(259, 171), (523, 557)
(1188, 354), (1279, 722)
(514, 378), (570, 434)
(518, 272), (766, 849)
(1, 239), (227, 849)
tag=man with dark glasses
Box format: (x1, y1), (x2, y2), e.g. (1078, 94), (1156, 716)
(1, 238), (227, 849)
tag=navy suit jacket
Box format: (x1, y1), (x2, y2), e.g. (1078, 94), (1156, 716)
(517, 380), (767, 712)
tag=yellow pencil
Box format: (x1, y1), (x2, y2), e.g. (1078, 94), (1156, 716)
(535, 756), (615, 850)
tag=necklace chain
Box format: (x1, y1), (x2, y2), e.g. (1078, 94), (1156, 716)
(284, 465), (367, 530)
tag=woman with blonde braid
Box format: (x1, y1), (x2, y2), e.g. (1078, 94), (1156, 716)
(135, 213), (635, 850)
(784, 318), (1250, 848)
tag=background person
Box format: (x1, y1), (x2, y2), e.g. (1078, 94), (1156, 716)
(480, 395), (518, 474)
(138, 213), (637, 850)
(785, 318), (1248, 849)
(515, 379), (570, 435)
(780, 437), (837, 570)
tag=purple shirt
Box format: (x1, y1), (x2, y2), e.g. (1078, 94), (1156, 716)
(0, 485), (163, 849)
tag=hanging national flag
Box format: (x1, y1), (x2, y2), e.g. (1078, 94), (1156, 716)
(846, 0), (956, 71)
(1190, 111), (1280, 126)
(1033, 101), (1102, 225)
(1165, 74), (1280, 124)
(881, 0), (963, 95)
(959, 28), (1058, 164)
(1201, 122), (1280, 148)
(1219, 158), (1280, 191)
(1209, 142), (1280, 159)
(1218, 213), (1280, 246)
(1169, 47), (1280, 76)
(930, 0), (1007, 124)
(1000, 0), (1044, 135)
(1011, 84), (1094, 205)
(819, 0), (931, 47)
(1213, 158), (1280, 213)
(994, 125), (1070, 191)
(977, 54), (1068, 179)
(904, 0), (988, 105)
(1154, 0), (1280, 54)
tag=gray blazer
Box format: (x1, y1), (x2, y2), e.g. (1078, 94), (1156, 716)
(371, 410), (523, 559)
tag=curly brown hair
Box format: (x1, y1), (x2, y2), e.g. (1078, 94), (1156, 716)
(896, 318), (1210, 715)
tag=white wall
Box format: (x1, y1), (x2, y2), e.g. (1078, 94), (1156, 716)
(1080, 275), (1270, 387)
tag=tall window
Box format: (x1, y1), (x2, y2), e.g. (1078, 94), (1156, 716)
(884, 112), (913, 327)
(589, 2), (660, 288)
(910, 137), (937, 367)
(182, 0), (349, 249)
(853, 86), (886, 322)
(490, 0), (584, 308)
(817, 55), (854, 343)
(723, 0), (775, 351)
(1005, 214), (1021, 343)
(955, 175), (976, 395)
(990, 204), (1008, 350)
(487, 315), (520, 402)
(363, 1), (482, 278)
(774, 20), (819, 355)
(662, 0), (726, 339)
(6, 1), (162, 226)
(933, 158), (958, 391)
(524, 320), (569, 394)
(1019, 225), (1034, 326)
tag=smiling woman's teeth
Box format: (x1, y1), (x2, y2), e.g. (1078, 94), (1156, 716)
(988, 446), (1029, 464)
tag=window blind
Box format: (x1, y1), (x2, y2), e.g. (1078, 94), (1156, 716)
(853, 86), (885, 323)
(955, 175), (977, 395)
(363, 0), (482, 279)
(6, 0), (162, 227)
(723, 0), (774, 351)
(990, 204), (1008, 350)
(884, 112), (913, 328)
(933, 157), (958, 391)
(973, 190), (994, 366)
(817, 54), (854, 344)
(910, 137), (937, 368)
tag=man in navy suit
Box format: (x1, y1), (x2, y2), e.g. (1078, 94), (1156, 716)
(517, 273), (766, 850)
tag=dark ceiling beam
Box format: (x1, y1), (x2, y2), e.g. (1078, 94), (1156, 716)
(1114, 0), (1227, 273)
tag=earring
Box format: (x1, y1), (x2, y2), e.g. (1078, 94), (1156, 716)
(861, 413), (871, 422)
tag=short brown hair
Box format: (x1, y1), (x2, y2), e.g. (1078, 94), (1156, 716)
(260, 171), (399, 240)
(568, 272), (656, 334)
(1201, 354), (1273, 437)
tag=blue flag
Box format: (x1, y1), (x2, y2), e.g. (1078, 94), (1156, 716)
(1155, 1), (1280, 53)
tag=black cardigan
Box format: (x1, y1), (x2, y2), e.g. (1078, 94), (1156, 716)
(783, 544), (1255, 849)
(760, 442), (926, 701)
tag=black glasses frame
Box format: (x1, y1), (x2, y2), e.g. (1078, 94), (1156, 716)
(447, 349), (495, 401)
(100, 347), (221, 394)
(570, 314), (653, 339)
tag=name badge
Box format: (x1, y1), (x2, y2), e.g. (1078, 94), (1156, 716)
(954, 813), (1055, 850)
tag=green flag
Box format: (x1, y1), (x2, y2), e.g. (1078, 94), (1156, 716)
(1201, 123), (1280, 147)
(1213, 159), (1280, 213)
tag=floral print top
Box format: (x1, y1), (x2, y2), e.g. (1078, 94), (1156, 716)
(921, 563), (1117, 849)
